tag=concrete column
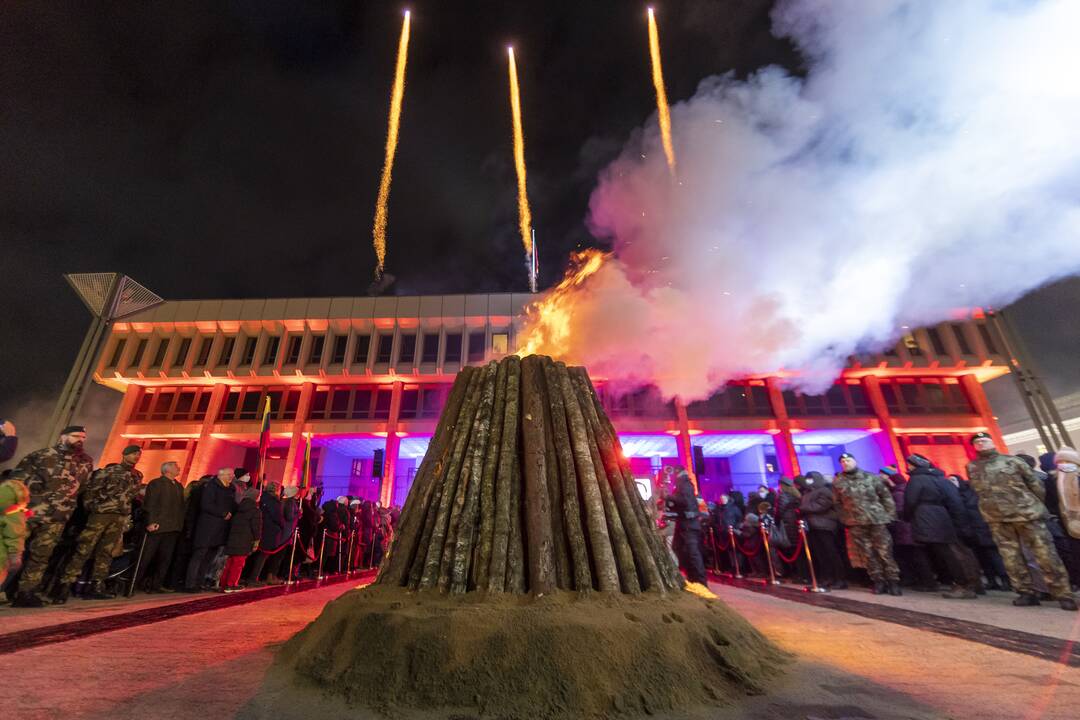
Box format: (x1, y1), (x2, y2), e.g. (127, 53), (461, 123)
(673, 399), (698, 493)
(99, 384), (143, 465)
(862, 376), (904, 466)
(960, 374), (1007, 450)
(185, 384), (228, 482)
(282, 382), (315, 487)
(764, 379), (801, 477)
(380, 381), (405, 507)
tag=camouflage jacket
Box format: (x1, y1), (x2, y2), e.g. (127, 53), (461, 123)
(832, 469), (897, 526)
(82, 461), (144, 515)
(967, 450), (1047, 523)
(12, 444), (94, 524)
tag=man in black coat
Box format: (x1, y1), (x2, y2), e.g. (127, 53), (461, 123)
(667, 468), (707, 584)
(950, 474), (1011, 591)
(904, 455), (978, 599)
(136, 460), (186, 592)
(800, 471), (846, 588)
(184, 467), (236, 591)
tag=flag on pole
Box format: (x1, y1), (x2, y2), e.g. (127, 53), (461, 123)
(254, 395), (272, 488)
(301, 434), (313, 489)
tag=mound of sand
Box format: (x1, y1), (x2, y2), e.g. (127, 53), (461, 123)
(264, 584), (788, 720)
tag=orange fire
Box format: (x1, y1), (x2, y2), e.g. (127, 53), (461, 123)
(517, 249), (610, 358)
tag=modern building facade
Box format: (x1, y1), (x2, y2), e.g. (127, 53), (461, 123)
(92, 293), (1012, 505)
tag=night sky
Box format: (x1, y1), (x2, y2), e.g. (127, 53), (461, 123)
(1, 1), (1077, 449)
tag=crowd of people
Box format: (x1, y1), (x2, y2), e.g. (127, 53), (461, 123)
(0, 422), (399, 609)
(658, 432), (1080, 611)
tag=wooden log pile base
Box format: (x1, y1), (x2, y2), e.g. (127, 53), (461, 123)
(378, 354), (684, 595)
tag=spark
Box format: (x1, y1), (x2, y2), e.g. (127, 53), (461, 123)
(372, 10), (411, 278)
(647, 7), (676, 175)
(507, 46), (534, 267)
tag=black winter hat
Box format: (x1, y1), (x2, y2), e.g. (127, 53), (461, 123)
(121, 444), (141, 456)
(905, 453), (933, 470)
(60, 425), (85, 435)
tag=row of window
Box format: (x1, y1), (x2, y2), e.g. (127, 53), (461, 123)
(108, 329), (511, 373)
(884, 322), (999, 358)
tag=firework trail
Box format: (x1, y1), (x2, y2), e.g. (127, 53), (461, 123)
(507, 46), (535, 281)
(372, 10), (411, 278)
(647, 7), (676, 175)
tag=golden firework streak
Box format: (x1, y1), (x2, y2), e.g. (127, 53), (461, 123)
(647, 7), (676, 175)
(372, 10), (411, 277)
(507, 46), (533, 259)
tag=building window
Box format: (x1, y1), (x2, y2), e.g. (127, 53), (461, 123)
(877, 378), (974, 415)
(217, 337), (236, 367)
(150, 339), (169, 369)
(398, 334), (416, 365)
(195, 337), (212, 366)
(308, 385), (381, 421)
(108, 339), (126, 367)
(492, 332), (509, 355)
(130, 386), (214, 422)
(950, 323), (973, 355)
(785, 382), (874, 417)
(308, 335), (325, 365)
(902, 332), (923, 356)
(175, 337), (192, 367)
(400, 387), (419, 418)
(685, 383), (773, 419)
(216, 386), (302, 422)
(263, 336), (281, 366)
(285, 336), (302, 364)
(331, 335), (348, 364)
(421, 333), (440, 363)
(241, 336), (258, 366)
(884, 343), (899, 357)
(926, 327), (948, 356)
(374, 388), (393, 419)
(467, 331), (486, 363)
(354, 334), (371, 364)
(977, 323), (999, 354)
(375, 333), (394, 364)
(418, 384), (448, 418)
(444, 333), (463, 363)
(131, 338), (148, 367)
(606, 385), (679, 419)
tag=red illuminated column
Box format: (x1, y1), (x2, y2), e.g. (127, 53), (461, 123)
(960, 374), (1007, 450)
(764, 379), (800, 478)
(674, 399), (698, 493)
(861, 376), (904, 467)
(100, 384), (143, 466)
(282, 382), (315, 487)
(186, 384), (228, 483)
(380, 381), (404, 507)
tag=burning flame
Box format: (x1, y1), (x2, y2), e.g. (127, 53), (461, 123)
(372, 10), (412, 278)
(517, 249), (610, 358)
(647, 7), (676, 176)
(507, 46), (533, 260)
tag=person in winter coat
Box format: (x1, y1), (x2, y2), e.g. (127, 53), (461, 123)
(0, 476), (29, 589)
(753, 484), (776, 510)
(668, 468), (707, 584)
(800, 471), (846, 588)
(321, 496), (348, 573)
(1042, 449), (1080, 589)
(245, 482), (286, 586)
(221, 487), (262, 592)
(950, 474), (1010, 591)
(184, 467), (236, 592)
(774, 477), (804, 580)
(136, 460), (186, 593)
(903, 455), (978, 599)
(833, 452), (901, 595)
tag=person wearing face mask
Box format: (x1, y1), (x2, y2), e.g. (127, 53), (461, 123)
(967, 432), (1076, 610)
(8, 425), (95, 607)
(832, 452), (901, 595)
(754, 484), (775, 508)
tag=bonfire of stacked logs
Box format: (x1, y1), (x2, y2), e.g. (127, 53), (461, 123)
(377, 355), (684, 595)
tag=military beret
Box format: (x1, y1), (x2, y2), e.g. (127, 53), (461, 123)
(122, 444), (141, 456)
(838, 452), (855, 461)
(970, 432), (992, 445)
(60, 425), (85, 435)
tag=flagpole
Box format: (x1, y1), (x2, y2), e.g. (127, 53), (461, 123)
(254, 395), (272, 489)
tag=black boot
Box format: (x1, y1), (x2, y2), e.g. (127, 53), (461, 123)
(51, 584), (71, 605)
(11, 591), (45, 608)
(87, 581), (116, 600)
(1012, 593), (1040, 607)
(872, 581), (888, 595)
(1059, 598), (1078, 612)
(887, 581), (903, 596)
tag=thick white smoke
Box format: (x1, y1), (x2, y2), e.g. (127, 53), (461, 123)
(551, 0), (1080, 400)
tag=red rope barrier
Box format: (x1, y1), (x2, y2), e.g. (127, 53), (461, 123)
(774, 533), (805, 564)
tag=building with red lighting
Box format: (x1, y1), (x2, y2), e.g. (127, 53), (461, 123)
(91, 293), (1011, 505)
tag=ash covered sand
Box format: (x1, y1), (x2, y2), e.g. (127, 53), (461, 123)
(246, 583), (789, 720)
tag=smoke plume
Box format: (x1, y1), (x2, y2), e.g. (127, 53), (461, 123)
(538, 0), (1080, 400)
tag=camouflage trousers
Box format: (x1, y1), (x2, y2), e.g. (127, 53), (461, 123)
(60, 513), (126, 584)
(848, 524), (900, 583)
(988, 520), (1072, 599)
(18, 520), (67, 594)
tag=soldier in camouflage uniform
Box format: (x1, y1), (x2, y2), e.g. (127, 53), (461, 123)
(9, 425), (94, 607)
(54, 445), (144, 602)
(832, 452), (902, 595)
(967, 432), (1078, 611)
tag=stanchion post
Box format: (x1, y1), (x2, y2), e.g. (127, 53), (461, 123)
(127, 533), (148, 597)
(759, 522), (781, 586)
(800, 520), (828, 593)
(317, 528), (327, 581)
(345, 526), (354, 578)
(285, 528), (299, 586)
(728, 526), (743, 579)
(711, 527), (720, 572)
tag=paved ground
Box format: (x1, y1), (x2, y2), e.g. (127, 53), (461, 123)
(4, 579), (1079, 719)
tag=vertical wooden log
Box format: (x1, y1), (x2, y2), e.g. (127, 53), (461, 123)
(539, 361), (571, 589)
(439, 362), (498, 591)
(379, 366), (474, 587)
(487, 357), (521, 592)
(518, 356), (556, 595)
(570, 368), (663, 593)
(556, 363), (619, 592)
(472, 359), (508, 590)
(505, 450), (527, 593)
(541, 360), (591, 592)
(450, 362), (502, 592)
